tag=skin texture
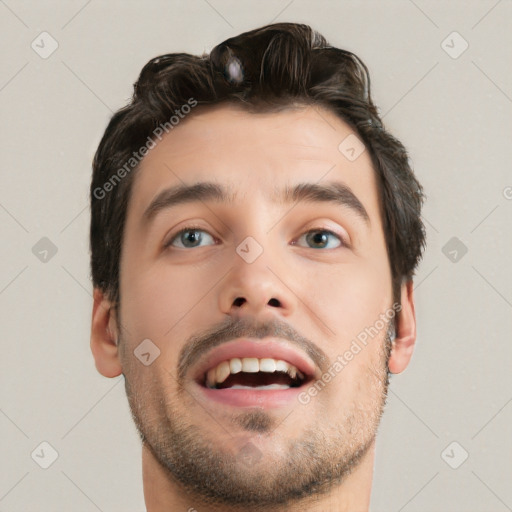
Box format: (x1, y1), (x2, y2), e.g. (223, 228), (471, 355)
(90, 104), (417, 512)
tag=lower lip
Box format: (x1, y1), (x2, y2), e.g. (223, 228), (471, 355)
(197, 383), (305, 408)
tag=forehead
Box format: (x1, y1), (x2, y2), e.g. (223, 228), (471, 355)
(128, 104), (380, 222)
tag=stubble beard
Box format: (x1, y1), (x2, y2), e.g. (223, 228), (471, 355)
(121, 325), (393, 510)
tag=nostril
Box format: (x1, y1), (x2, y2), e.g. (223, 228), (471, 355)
(232, 297), (281, 308)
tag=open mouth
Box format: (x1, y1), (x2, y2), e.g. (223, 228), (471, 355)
(200, 357), (312, 390)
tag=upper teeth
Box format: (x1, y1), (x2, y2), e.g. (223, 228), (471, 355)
(205, 358), (305, 388)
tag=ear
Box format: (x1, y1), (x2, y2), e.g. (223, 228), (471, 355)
(90, 287), (123, 378)
(388, 280), (417, 374)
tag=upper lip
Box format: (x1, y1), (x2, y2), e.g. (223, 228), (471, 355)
(192, 338), (318, 385)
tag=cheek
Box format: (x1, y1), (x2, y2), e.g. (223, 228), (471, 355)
(120, 259), (219, 340)
(298, 257), (392, 343)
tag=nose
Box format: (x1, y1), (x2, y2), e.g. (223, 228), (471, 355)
(218, 246), (296, 321)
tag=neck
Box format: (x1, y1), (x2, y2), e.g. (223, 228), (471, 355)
(142, 441), (375, 512)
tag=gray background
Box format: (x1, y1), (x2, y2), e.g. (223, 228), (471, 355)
(1, 1), (511, 511)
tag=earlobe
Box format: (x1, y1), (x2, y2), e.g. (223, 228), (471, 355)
(90, 287), (123, 378)
(388, 280), (417, 374)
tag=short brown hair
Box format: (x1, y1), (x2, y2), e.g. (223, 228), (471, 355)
(90, 22), (426, 310)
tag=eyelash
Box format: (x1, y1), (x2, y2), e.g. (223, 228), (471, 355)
(164, 225), (349, 250)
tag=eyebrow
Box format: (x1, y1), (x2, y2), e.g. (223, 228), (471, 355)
(277, 181), (370, 225)
(142, 180), (370, 226)
(142, 182), (236, 224)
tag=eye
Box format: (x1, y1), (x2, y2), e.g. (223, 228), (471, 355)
(164, 227), (216, 249)
(293, 228), (345, 249)
(164, 226), (346, 251)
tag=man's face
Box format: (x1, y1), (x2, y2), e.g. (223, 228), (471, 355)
(116, 104), (395, 507)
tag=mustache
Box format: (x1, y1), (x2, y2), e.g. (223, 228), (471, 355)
(177, 316), (330, 382)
